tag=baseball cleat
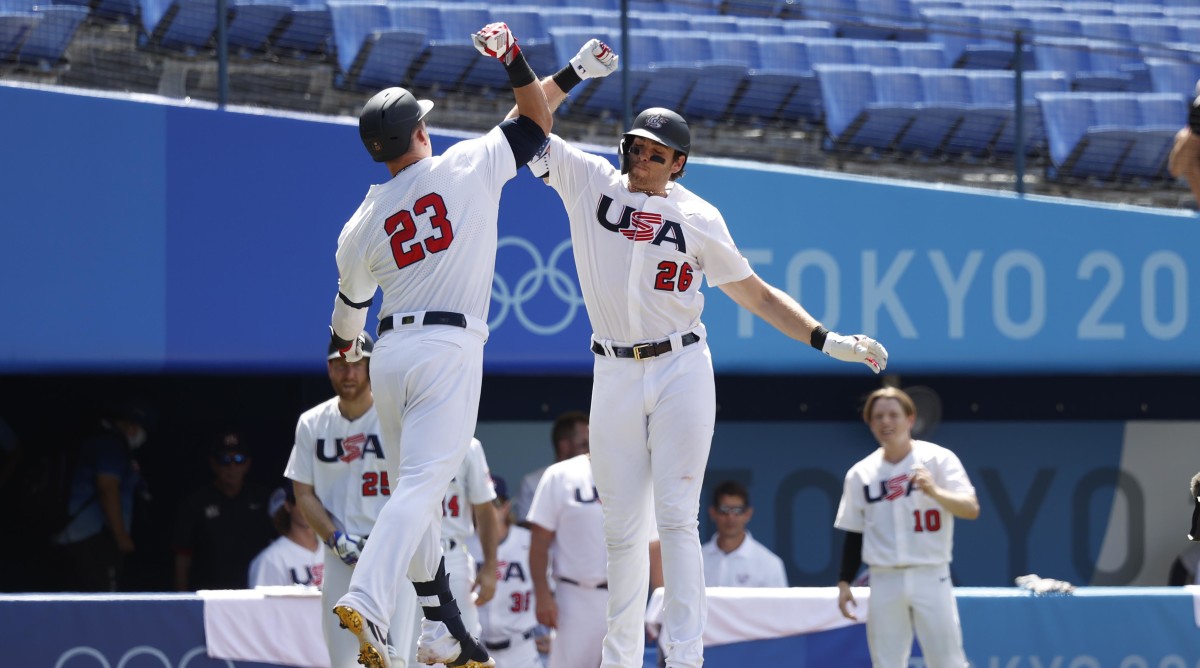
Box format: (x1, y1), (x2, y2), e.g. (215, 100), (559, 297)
(416, 620), (495, 667)
(334, 605), (392, 668)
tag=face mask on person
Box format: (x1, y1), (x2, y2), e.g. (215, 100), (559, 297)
(127, 426), (148, 450)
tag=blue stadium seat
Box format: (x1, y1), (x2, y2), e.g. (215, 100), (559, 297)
(867, 67), (925, 151)
(1114, 5), (1166, 20)
(780, 19), (835, 37)
(804, 37), (856, 66)
(0, 11), (39, 61)
(901, 68), (972, 153)
(1033, 38), (1136, 92)
(1063, 2), (1114, 17)
(855, 0), (925, 41)
(919, 9), (982, 66)
(1, 3), (85, 67)
(729, 17), (781, 36)
(352, 27), (428, 89)
(683, 33), (755, 119)
(1124, 92), (1186, 178)
(540, 8), (594, 31)
(635, 30), (702, 110)
(438, 4), (497, 88)
(724, 0), (788, 18)
(139, 0), (220, 53)
(272, 0), (334, 56)
(736, 36), (813, 120)
(1145, 58), (1200, 97)
(1037, 91), (1110, 178)
(227, 0), (293, 53)
(854, 40), (902, 67)
(492, 6), (556, 76)
(814, 64), (878, 147)
(945, 69), (1013, 156)
(958, 12), (1034, 70)
(1035, 92), (1180, 180)
(796, 0), (858, 35)
(573, 0), (618, 11)
(1128, 19), (1181, 47)
(631, 11), (691, 33)
(328, 0), (391, 78)
(688, 14), (739, 33)
(896, 41), (947, 68)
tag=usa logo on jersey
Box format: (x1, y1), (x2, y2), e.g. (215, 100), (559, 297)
(621, 212), (662, 242)
(863, 473), (916, 504)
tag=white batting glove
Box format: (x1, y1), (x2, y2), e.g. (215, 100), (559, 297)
(527, 137), (551, 179)
(331, 328), (368, 363)
(473, 22), (520, 66)
(326, 531), (366, 566)
(569, 39), (618, 80)
(821, 333), (888, 374)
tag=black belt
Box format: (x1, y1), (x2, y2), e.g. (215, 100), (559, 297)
(484, 628), (535, 651)
(557, 576), (607, 589)
(591, 332), (700, 360)
(379, 311), (467, 335)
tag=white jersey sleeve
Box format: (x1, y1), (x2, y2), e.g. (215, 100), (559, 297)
(284, 399), (393, 537)
(442, 438), (498, 542)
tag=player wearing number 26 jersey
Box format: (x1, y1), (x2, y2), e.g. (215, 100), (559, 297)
(521, 41), (889, 668)
(834, 387), (979, 668)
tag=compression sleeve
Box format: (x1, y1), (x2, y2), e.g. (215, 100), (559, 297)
(838, 530), (864, 584)
(499, 115), (548, 167)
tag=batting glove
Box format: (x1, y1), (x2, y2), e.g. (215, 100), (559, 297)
(332, 328), (368, 364)
(326, 530), (366, 566)
(821, 333), (888, 374)
(569, 39), (618, 80)
(527, 137), (551, 179)
(473, 22), (520, 66)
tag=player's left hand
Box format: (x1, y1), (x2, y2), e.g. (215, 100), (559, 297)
(570, 39), (618, 79)
(331, 328), (369, 363)
(473, 22), (520, 66)
(821, 333), (888, 374)
(910, 465), (935, 495)
(473, 564), (498, 606)
(837, 582), (858, 621)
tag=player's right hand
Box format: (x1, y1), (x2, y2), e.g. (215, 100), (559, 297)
(569, 39), (618, 80)
(535, 593), (558, 628)
(473, 22), (520, 66)
(837, 582), (858, 621)
(327, 530), (366, 566)
(821, 333), (888, 374)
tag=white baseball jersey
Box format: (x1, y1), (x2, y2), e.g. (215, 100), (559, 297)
(834, 440), (975, 568)
(701, 532), (788, 588)
(334, 126), (516, 325)
(442, 438), (497, 543)
(469, 526), (537, 644)
(538, 134), (752, 342)
(247, 536), (324, 588)
(284, 398), (391, 537)
(525, 454), (607, 585)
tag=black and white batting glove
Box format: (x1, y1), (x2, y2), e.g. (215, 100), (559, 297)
(472, 22), (520, 66)
(331, 328), (368, 364)
(527, 137), (551, 179)
(327, 530), (366, 566)
(821, 332), (888, 374)
(570, 39), (618, 80)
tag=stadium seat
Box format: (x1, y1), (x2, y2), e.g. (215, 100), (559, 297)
(1128, 19), (1182, 48)
(919, 9), (982, 66)
(1124, 92), (1186, 178)
(634, 30), (701, 111)
(900, 68), (972, 153)
(353, 28), (428, 89)
(854, 40), (902, 67)
(0, 2), (85, 67)
(855, 0), (925, 41)
(140, 0), (223, 53)
(492, 6), (556, 76)
(1033, 38), (1136, 92)
(804, 37), (856, 67)
(1145, 58), (1200, 97)
(327, 0), (391, 78)
(0, 11), (39, 61)
(736, 36), (813, 120)
(814, 64), (876, 146)
(630, 11), (691, 33)
(1036, 91), (1182, 180)
(867, 67), (925, 151)
(539, 7), (595, 31)
(439, 4), (498, 88)
(227, 0), (293, 53)
(272, 0), (334, 56)
(688, 14), (739, 33)
(896, 41), (947, 68)
(796, 0), (858, 35)
(780, 19), (836, 37)
(957, 12), (1034, 70)
(733, 16), (784, 36)
(682, 32), (756, 119)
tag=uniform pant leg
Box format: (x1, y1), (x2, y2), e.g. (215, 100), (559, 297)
(338, 330), (484, 629)
(911, 564), (967, 668)
(323, 551), (362, 668)
(548, 584), (607, 668)
(491, 638), (542, 668)
(866, 567), (915, 668)
(446, 541), (481, 636)
(648, 345), (714, 668)
(589, 355), (655, 668)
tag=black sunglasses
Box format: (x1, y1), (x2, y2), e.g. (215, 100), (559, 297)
(218, 453), (248, 465)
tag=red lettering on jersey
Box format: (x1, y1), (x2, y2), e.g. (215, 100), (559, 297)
(340, 434), (365, 463)
(885, 474), (909, 500)
(621, 211), (662, 242)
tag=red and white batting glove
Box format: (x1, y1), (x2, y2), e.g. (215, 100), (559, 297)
(473, 22), (520, 66)
(822, 333), (888, 374)
(570, 38), (618, 79)
(332, 328), (368, 363)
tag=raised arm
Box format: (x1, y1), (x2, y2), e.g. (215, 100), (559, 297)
(473, 22), (552, 136)
(506, 39), (618, 122)
(719, 272), (888, 374)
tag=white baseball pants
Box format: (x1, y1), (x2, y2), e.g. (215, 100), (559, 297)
(445, 538), (481, 637)
(322, 550), (417, 668)
(866, 563), (968, 668)
(548, 581), (607, 668)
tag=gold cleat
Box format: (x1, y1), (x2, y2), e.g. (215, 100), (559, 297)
(333, 605), (390, 668)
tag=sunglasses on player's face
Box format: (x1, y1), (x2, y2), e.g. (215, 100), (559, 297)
(218, 453), (248, 465)
(716, 505), (747, 516)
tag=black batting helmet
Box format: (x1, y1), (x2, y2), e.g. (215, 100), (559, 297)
(359, 87), (434, 162)
(619, 107), (691, 175)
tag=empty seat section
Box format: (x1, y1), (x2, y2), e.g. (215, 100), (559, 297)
(493, 6), (556, 76)
(854, 40), (902, 66)
(897, 41), (947, 67)
(327, 0), (391, 79)
(227, 0), (293, 53)
(814, 64), (878, 147)
(866, 67), (924, 151)
(901, 68), (972, 153)
(684, 32), (756, 119)
(737, 36), (813, 120)
(273, 0), (334, 55)
(637, 30), (706, 110)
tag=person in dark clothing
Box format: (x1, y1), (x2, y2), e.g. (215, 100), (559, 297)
(173, 432), (274, 590)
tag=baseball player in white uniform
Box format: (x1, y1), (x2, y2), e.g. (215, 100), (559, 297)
(834, 387), (979, 668)
(247, 487), (325, 588)
(468, 476), (541, 668)
(286, 334), (421, 668)
(526, 452), (609, 668)
(518, 42), (889, 668)
(441, 438), (500, 638)
(701, 480), (788, 588)
(327, 21), (552, 668)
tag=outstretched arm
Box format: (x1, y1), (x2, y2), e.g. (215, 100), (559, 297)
(506, 39), (618, 122)
(719, 272), (888, 373)
(473, 22), (552, 136)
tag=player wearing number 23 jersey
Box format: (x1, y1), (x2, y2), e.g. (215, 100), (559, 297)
(834, 387), (979, 668)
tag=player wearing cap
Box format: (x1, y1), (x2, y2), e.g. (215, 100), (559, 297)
(517, 43), (889, 668)
(468, 476), (540, 668)
(326, 20), (554, 668)
(834, 387), (979, 668)
(286, 333), (420, 667)
(248, 486), (324, 588)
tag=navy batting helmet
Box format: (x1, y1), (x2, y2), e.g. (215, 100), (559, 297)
(619, 107), (691, 175)
(359, 87), (434, 162)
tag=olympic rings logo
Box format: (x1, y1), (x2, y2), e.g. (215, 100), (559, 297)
(490, 237), (584, 336)
(56, 645), (235, 668)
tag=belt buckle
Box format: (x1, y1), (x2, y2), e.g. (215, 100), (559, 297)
(632, 343), (654, 360)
